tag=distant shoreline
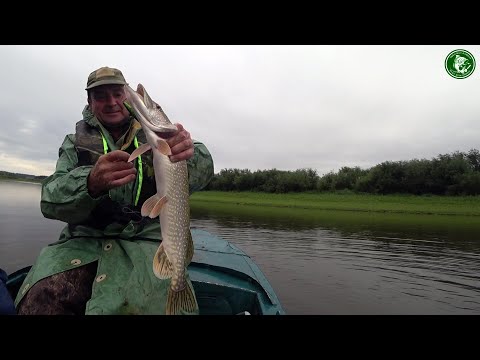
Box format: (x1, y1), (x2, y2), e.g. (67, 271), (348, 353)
(0, 178), (43, 185)
(190, 191), (480, 217)
(0, 171), (47, 184)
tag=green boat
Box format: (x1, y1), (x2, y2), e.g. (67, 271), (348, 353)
(6, 229), (286, 315)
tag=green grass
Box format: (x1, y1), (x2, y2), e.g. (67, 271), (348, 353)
(190, 191), (480, 216)
(0, 177), (43, 184)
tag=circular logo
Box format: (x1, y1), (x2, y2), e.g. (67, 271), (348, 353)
(445, 49), (476, 79)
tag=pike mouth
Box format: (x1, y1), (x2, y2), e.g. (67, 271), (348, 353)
(124, 87), (177, 133)
(124, 100), (177, 133)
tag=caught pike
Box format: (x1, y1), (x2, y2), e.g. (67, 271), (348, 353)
(124, 84), (197, 315)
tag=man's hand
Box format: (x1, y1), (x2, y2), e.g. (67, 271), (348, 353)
(87, 150), (137, 198)
(160, 123), (194, 162)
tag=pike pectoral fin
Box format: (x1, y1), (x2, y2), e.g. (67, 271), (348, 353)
(141, 194), (167, 218)
(128, 143), (152, 162)
(157, 138), (172, 156)
(153, 243), (173, 279)
(166, 281), (198, 315)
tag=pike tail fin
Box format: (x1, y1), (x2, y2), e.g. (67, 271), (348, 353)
(166, 280), (198, 315)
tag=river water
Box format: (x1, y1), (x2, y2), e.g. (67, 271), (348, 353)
(1, 180), (479, 314)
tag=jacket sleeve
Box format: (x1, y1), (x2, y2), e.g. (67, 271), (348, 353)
(187, 140), (214, 193)
(40, 135), (107, 223)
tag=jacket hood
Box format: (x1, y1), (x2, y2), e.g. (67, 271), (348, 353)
(82, 105), (99, 128)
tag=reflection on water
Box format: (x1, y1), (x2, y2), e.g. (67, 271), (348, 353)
(1, 181), (479, 314)
(0, 181), (65, 274)
(190, 201), (480, 315)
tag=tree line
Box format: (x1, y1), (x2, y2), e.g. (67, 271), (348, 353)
(205, 149), (480, 195)
(0, 171), (47, 183)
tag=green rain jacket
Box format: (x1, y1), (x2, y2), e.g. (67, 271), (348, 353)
(14, 106), (214, 315)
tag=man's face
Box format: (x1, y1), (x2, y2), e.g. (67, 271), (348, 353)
(88, 84), (130, 128)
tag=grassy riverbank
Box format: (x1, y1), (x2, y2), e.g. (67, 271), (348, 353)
(0, 177), (43, 184)
(190, 191), (480, 216)
(0, 172), (46, 184)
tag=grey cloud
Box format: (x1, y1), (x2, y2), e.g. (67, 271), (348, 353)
(1, 45), (479, 177)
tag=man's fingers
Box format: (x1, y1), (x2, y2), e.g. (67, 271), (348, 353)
(163, 122), (194, 162)
(105, 160), (135, 172)
(170, 138), (193, 156)
(95, 156), (134, 175)
(170, 147), (194, 162)
(168, 129), (189, 147)
(110, 168), (137, 181)
(110, 174), (137, 188)
(103, 150), (131, 162)
(88, 150), (136, 196)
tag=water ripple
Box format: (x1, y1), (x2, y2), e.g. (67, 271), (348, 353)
(2, 181), (480, 315)
(191, 216), (480, 315)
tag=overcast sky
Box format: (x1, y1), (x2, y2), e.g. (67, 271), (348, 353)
(1, 45), (479, 176)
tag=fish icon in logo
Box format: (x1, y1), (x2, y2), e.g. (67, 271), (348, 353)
(445, 49), (476, 79)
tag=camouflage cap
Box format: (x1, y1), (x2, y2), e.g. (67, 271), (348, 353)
(85, 66), (128, 90)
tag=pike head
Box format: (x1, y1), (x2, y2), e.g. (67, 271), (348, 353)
(124, 84), (178, 134)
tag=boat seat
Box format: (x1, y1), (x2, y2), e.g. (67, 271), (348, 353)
(194, 282), (261, 315)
